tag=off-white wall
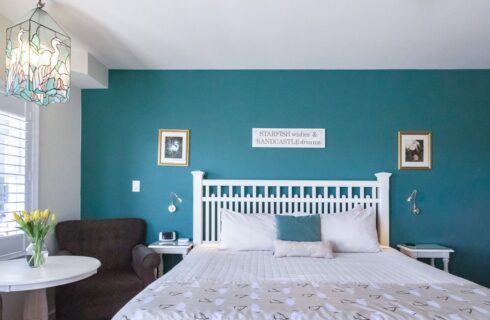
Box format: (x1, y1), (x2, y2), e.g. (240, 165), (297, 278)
(39, 87), (82, 252)
(0, 14), (9, 76)
(39, 87), (82, 319)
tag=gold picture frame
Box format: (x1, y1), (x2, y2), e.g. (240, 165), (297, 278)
(158, 129), (190, 166)
(398, 131), (432, 170)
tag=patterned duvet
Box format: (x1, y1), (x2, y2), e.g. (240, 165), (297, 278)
(114, 280), (489, 319)
(114, 246), (489, 319)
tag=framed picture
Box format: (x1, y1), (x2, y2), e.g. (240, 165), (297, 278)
(398, 131), (432, 170)
(158, 129), (190, 166)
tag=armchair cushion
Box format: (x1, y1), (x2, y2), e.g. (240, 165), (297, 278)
(56, 218), (145, 272)
(132, 244), (160, 286)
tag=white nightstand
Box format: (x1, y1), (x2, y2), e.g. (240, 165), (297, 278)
(148, 241), (193, 277)
(397, 244), (454, 273)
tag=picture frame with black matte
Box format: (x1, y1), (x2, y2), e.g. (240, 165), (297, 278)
(158, 129), (190, 166)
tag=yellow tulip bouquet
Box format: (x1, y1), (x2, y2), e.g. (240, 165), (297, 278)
(13, 209), (57, 267)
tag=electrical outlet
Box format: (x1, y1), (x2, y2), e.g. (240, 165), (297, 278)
(132, 180), (140, 192)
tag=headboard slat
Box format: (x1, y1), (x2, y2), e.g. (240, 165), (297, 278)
(192, 171), (392, 246)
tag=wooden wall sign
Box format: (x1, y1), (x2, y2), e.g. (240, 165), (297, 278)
(252, 128), (326, 148)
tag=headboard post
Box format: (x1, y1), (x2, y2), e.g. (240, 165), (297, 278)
(192, 170), (205, 245)
(375, 172), (392, 246)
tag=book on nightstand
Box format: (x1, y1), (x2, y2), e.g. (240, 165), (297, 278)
(177, 238), (190, 245)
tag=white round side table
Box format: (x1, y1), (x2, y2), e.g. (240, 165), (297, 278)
(0, 255), (101, 320)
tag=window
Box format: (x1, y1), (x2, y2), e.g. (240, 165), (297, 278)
(0, 110), (27, 236)
(0, 84), (38, 259)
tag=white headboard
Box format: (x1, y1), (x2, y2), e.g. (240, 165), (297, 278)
(192, 171), (392, 246)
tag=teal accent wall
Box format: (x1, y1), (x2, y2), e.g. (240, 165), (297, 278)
(82, 70), (490, 286)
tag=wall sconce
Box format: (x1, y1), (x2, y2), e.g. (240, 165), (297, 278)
(407, 190), (420, 215)
(168, 192), (183, 213)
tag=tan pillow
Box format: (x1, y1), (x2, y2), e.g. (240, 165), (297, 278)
(273, 240), (334, 258)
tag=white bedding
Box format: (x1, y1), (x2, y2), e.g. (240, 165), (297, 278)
(114, 245), (489, 319)
(159, 244), (469, 285)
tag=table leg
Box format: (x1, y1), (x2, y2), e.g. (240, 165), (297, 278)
(430, 258), (435, 267)
(23, 288), (48, 320)
(443, 258), (450, 273)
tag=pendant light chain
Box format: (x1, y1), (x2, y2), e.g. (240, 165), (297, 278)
(37, 0), (45, 9)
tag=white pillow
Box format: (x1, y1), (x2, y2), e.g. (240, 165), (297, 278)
(220, 209), (275, 250)
(321, 207), (380, 253)
(274, 240), (334, 258)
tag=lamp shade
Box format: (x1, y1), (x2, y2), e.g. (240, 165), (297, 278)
(5, 7), (71, 106)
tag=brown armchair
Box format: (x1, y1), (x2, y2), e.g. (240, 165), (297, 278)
(55, 218), (160, 320)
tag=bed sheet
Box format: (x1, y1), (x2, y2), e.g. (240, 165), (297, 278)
(114, 245), (489, 319)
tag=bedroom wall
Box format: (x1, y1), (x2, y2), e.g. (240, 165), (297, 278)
(40, 86), (82, 252)
(81, 70), (490, 286)
(0, 14), (9, 76)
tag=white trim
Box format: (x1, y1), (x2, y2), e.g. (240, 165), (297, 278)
(0, 233), (25, 260)
(192, 171), (392, 246)
(25, 102), (39, 253)
(0, 251), (25, 260)
(0, 90), (39, 256)
(29, 103), (40, 211)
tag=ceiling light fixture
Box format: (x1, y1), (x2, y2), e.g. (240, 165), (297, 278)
(5, 0), (71, 106)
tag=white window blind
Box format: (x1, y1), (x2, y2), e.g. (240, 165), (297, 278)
(0, 110), (27, 236)
(0, 84), (38, 259)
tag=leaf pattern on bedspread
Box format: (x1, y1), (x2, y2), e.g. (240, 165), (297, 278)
(114, 281), (490, 320)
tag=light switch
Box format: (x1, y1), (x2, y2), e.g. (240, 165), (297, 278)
(132, 180), (140, 192)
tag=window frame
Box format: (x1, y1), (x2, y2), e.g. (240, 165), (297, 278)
(0, 79), (39, 260)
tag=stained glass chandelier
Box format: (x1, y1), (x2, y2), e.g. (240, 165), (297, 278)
(5, 0), (71, 106)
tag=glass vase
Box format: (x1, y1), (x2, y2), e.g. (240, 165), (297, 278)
(25, 239), (49, 268)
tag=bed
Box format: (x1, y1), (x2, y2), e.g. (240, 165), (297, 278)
(114, 171), (489, 319)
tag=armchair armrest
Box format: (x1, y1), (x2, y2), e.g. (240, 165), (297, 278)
(132, 244), (160, 286)
(55, 249), (73, 256)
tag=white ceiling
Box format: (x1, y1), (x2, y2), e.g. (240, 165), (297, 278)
(1, 0), (490, 70)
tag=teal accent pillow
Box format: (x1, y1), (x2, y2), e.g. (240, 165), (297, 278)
(275, 215), (321, 241)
